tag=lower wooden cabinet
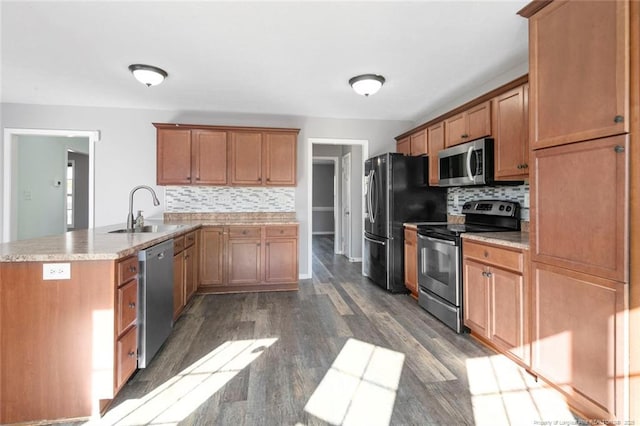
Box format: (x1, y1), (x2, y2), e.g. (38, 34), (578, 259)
(199, 224), (299, 293)
(173, 231), (198, 320)
(403, 227), (418, 298)
(116, 325), (138, 390)
(115, 255), (139, 392)
(463, 239), (529, 366)
(531, 261), (625, 420)
(173, 249), (185, 319)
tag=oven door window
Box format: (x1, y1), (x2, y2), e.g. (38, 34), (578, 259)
(418, 235), (460, 305)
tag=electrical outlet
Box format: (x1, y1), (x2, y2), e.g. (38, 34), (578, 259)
(524, 193), (530, 208)
(43, 263), (71, 280)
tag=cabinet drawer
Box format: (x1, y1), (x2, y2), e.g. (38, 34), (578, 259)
(265, 225), (297, 238)
(116, 326), (138, 390)
(117, 255), (139, 286)
(229, 226), (261, 239)
(117, 280), (138, 336)
(184, 231), (197, 248)
(463, 241), (524, 272)
(404, 228), (417, 244)
(173, 235), (185, 254)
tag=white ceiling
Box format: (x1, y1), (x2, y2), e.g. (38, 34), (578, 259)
(1, 1), (529, 123)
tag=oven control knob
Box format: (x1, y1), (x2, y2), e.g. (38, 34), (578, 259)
(499, 205), (505, 211)
(506, 206), (512, 212)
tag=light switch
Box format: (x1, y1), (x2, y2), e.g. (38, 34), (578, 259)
(43, 263), (71, 280)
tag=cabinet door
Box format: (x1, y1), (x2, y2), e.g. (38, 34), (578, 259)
(466, 101), (492, 141)
(444, 113), (466, 147)
(427, 122), (444, 186)
(532, 262), (624, 420)
(494, 85), (529, 179)
(410, 129), (427, 156)
(117, 280), (138, 336)
(531, 135), (628, 282)
(264, 132), (296, 186)
(463, 259), (489, 338)
(227, 239), (262, 285)
(229, 131), (262, 185)
(199, 227), (225, 286)
(403, 229), (417, 297)
(184, 245), (197, 301)
(157, 128), (192, 185)
(173, 253), (185, 319)
(192, 130), (227, 185)
(264, 238), (298, 283)
(396, 137), (410, 155)
(490, 266), (528, 364)
(529, 0), (628, 149)
(116, 326), (138, 391)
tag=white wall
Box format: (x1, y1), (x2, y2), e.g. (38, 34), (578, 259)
(0, 102), (411, 276)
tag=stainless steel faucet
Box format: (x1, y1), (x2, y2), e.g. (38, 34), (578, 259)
(127, 185), (160, 229)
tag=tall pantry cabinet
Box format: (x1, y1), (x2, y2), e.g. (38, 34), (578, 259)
(519, 0), (638, 421)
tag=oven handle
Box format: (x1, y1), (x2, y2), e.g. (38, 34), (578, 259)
(364, 235), (386, 246)
(418, 234), (456, 246)
(466, 145), (475, 182)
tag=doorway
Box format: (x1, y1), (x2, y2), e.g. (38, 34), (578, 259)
(308, 138), (368, 277)
(2, 128), (98, 242)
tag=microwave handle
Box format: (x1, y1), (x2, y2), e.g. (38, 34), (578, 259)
(466, 146), (475, 182)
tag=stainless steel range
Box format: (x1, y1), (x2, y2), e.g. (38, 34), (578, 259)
(416, 200), (520, 333)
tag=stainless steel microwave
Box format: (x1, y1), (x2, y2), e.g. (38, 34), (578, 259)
(438, 138), (494, 187)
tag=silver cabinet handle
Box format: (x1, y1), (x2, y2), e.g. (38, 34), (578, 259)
(364, 235), (385, 246)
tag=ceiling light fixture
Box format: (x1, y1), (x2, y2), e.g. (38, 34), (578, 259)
(128, 64), (168, 87)
(349, 74), (385, 96)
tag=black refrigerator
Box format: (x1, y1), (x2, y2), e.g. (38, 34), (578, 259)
(363, 153), (447, 292)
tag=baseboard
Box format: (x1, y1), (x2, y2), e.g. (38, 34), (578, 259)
(348, 257), (362, 262)
(299, 273), (312, 280)
(312, 232), (335, 235)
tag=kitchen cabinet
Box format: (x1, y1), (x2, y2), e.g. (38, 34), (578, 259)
(172, 231), (198, 320)
(493, 83), (529, 179)
(156, 128), (228, 185)
(115, 255), (139, 391)
(264, 225), (298, 283)
(227, 226), (263, 285)
(427, 121), (445, 186)
(155, 123), (299, 187)
(444, 101), (491, 147)
(528, 0), (629, 149)
(410, 129), (428, 156)
(403, 227), (418, 299)
(229, 130), (297, 186)
(396, 136), (410, 155)
(463, 240), (529, 366)
(199, 227), (225, 287)
(531, 135), (628, 283)
(531, 262), (625, 420)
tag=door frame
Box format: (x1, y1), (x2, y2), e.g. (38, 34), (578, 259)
(312, 156), (340, 254)
(341, 152), (352, 259)
(2, 128), (99, 242)
(307, 138), (368, 279)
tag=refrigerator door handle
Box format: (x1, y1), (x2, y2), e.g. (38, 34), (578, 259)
(369, 169), (376, 223)
(364, 235), (386, 246)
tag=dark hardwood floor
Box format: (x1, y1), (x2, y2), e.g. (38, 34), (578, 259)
(93, 235), (577, 426)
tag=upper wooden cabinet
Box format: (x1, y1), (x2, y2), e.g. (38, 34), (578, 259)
(531, 135), (629, 283)
(396, 136), (410, 155)
(410, 129), (428, 156)
(445, 101), (492, 147)
(154, 123), (299, 187)
(493, 83), (529, 179)
(427, 121), (445, 186)
(528, 0), (629, 149)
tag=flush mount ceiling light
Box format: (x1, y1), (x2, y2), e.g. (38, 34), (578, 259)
(349, 74), (385, 96)
(128, 64), (168, 87)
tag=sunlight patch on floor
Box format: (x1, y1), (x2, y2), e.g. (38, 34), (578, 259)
(466, 353), (575, 425)
(303, 338), (404, 426)
(90, 338), (277, 426)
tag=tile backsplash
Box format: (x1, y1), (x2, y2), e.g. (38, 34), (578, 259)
(165, 186), (295, 213)
(447, 183), (530, 221)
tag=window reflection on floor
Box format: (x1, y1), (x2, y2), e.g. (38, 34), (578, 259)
(302, 338), (405, 426)
(90, 338), (277, 426)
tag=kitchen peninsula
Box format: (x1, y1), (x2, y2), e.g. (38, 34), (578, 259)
(0, 213), (299, 424)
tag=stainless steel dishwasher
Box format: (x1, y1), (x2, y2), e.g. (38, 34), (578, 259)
(138, 239), (174, 368)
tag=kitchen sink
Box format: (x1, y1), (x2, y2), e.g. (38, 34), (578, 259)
(109, 225), (160, 233)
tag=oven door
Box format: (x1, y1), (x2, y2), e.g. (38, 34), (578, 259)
(417, 233), (460, 306)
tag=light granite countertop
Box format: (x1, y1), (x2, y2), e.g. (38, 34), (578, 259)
(462, 232), (530, 250)
(0, 213), (299, 262)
